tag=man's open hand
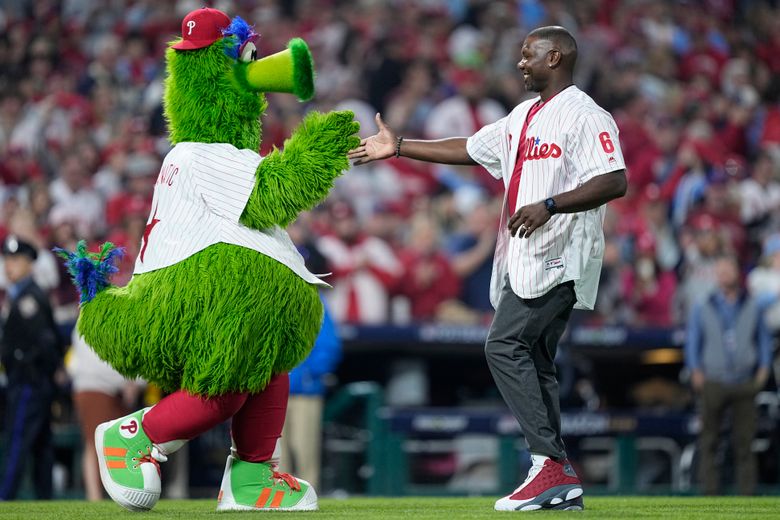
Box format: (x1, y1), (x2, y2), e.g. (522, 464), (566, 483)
(347, 113), (397, 165)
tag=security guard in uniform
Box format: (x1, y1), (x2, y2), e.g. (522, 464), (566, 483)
(0, 235), (63, 500)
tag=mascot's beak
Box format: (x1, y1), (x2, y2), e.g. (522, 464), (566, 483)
(245, 38), (315, 102)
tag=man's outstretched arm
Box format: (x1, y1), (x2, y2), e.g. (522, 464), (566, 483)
(348, 113), (476, 166)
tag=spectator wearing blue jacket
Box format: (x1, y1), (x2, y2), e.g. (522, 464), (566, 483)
(685, 254), (773, 496)
(280, 299), (342, 490)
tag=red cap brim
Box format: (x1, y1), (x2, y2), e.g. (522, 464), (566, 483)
(171, 38), (219, 50)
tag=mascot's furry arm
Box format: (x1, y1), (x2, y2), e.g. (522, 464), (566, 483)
(240, 110), (360, 229)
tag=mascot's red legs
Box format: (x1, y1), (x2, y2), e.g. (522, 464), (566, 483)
(142, 374), (290, 464)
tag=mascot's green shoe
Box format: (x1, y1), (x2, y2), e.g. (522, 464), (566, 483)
(95, 408), (167, 512)
(216, 455), (318, 511)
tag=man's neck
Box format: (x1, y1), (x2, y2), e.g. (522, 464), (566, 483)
(540, 80), (574, 102)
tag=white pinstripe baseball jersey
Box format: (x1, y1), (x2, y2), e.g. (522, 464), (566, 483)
(466, 86), (625, 310)
(133, 142), (328, 287)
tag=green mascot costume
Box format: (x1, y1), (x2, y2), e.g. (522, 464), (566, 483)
(56, 7), (359, 512)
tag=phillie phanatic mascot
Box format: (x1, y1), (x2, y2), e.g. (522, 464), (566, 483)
(56, 7), (359, 512)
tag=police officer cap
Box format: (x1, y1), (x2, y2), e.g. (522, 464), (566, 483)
(2, 235), (37, 261)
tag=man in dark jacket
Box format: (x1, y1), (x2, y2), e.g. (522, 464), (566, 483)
(0, 235), (63, 500)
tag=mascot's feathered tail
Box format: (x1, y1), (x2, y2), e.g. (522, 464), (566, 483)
(54, 241), (124, 303)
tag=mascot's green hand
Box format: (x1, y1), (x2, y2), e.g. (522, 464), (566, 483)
(299, 110), (361, 157)
(322, 110), (361, 153)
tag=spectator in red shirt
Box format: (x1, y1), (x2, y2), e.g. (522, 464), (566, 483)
(755, 23), (780, 74)
(104, 197), (148, 287)
(636, 183), (681, 272)
(624, 119), (682, 195)
(318, 201), (402, 324)
(621, 233), (678, 327)
(0, 147), (45, 187)
(687, 171), (746, 255)
(104, 152), (156, 228)
(396, 213), (461, 322)
(677, 29), (727, 84)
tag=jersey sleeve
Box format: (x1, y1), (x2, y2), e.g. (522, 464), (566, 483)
(569, 110), (626, 183)
(466, 115), (508, 180)
(190, 144), (261, 221)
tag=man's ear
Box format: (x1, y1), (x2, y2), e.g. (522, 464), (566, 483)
(548, 49), (562, 69)
(547, 49), (563, 69)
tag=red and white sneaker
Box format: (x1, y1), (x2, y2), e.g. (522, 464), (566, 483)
(495, 456), (584, 511)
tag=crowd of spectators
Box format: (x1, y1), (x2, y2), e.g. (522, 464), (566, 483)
(2, 0), (780, 331)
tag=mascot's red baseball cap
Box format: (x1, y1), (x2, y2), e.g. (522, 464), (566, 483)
(172, 7), (231, 50)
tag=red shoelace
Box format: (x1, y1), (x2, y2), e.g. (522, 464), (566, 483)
(272, 470), (301, 492)
(133, 446), (162, 476)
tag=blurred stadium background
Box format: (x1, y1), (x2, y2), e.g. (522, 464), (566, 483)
(1, 0), (779, 500)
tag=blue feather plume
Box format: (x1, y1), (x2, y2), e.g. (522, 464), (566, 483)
(54, 241), (125, 303)
(222, 16), (258, 60)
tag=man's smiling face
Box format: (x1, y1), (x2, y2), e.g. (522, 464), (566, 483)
(517, 36), (556, 93)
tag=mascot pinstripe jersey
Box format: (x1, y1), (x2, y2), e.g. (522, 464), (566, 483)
(135, 142), (327, 287)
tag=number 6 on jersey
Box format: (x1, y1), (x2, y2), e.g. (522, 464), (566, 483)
(599, 132), (614, 153)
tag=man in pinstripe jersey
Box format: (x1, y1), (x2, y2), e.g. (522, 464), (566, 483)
(349, 26), (627, 511)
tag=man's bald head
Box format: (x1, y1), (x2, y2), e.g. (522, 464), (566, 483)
(527, 26), (578, 72)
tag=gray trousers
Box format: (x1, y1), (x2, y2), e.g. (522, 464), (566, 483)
(485, 276), (576, 460)
(698, 380), (758, 495)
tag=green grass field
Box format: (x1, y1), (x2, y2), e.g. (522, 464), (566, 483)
(0, 497), (779, 519)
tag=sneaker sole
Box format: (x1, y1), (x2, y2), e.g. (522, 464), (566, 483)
(216, 487), (319, 512)
(216, 503), (319, 512)
(95, 420), (160, 512)
(547, 496), (584, 511)
(496, 485), (583, 511)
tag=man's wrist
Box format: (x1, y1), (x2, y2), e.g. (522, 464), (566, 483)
(395, 136), (404, 159)
(544, 197), (557, 215)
